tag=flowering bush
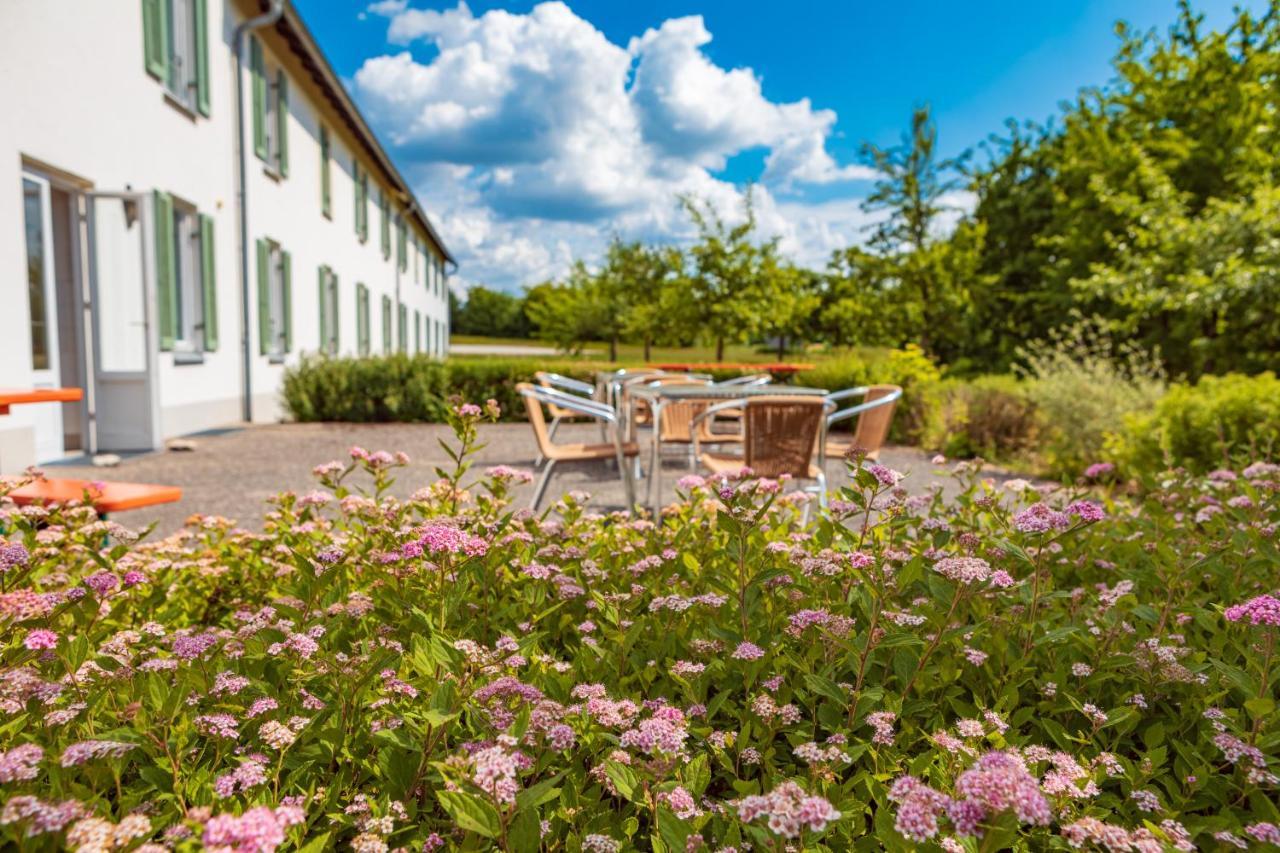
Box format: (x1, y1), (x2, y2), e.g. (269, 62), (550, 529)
(2, 404), (1280, 851)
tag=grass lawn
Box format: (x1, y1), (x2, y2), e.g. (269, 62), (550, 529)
(449, 334), (832, 365)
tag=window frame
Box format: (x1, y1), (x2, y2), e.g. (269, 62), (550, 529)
(169, 197), (206, 359)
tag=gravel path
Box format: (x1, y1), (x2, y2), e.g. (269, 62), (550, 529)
(39, 422), (1029, 534)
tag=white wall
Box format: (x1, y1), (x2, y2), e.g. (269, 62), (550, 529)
(0, 0), (450, 469)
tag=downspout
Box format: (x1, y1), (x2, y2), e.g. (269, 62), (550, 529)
(233, 0), (284, 422)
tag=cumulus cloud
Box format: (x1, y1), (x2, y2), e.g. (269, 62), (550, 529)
(353, 0), (882, 291)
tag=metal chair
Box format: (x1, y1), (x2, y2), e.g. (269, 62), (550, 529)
(821, 385), (903, 468)
(691, 395), (831, 509)
(534, 372), (601, 459)
(517, 383), (639, 511)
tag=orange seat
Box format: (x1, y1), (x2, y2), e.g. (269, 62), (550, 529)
(5, 479), (182, 514)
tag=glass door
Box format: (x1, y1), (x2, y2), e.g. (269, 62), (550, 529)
(85, 192), (160, 452)
(21, 173), (65, 462)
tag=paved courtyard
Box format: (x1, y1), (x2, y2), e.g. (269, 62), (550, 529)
(39, 422), (1026, 534)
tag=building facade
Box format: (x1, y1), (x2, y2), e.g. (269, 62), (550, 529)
(0, 0), (452, 472)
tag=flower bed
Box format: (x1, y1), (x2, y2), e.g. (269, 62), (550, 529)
(2, 404), (1279, 851)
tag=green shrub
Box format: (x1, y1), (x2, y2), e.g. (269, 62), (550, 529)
(281, 355), (608, 423)
(1107, 372), (1280, 474)
(910, 375), (1040, 461)
(1016, 319), (1166, 477)
(797, 345), (941, 443)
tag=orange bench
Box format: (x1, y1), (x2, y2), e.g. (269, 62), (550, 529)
(5, 478), (182, 515)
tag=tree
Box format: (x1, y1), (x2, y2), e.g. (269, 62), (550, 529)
(606, 240), (687, 362)
(450, 285), (531, 338)
(856, 105), (970, 357)
(681, 191), (778, 361)
(523, 262), (625, 358)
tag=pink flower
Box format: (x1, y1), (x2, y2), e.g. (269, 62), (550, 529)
(1224, 595), (1280, 627)
(737, 780), (840, 838)
(933, 556), (992, 585)
(732, 642), (765, 661)
(1084, 462), (1115, 479)
(1066, 501), (1105, 522)
(866, 711), (897, 745)
(1012, 504), (1069, 534)
(0, 744), (43, 782)
(867, 464), (904, 487)
(23, 629), (57, 650)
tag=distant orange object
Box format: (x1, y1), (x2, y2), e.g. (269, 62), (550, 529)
(0, 387), (83, 415)
(6, 478), (181, 514)
(653, 362), (814, 375)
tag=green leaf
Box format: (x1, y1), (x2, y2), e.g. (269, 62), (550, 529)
(804, 673), (848, 704)
(683, 753), (710, 796)
(296, 833), (333, 853)
(436, 790), (502, 839)
(604, 760), (639, 801)
(656, 806), (692, 850)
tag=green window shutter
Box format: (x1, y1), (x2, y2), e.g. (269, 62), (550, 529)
(330, 273), (339, 352)
(193, 0), (211, 115)
(350, 162), (357, 232)
(276, 71), (289, 177)
(142, 0), (168, 80)
(317, 267), (329, 353)
(396, 216), (406, 271)
(256, 239), (269, 355)
(382, 295), (391, 352)
(199, 213), (218, 351)
(320, 127), (331, 216)
(415, 310), (421, 351)
(153, 191), (176, 351)
(355, 284), (366, 355)
(251, 37), (266, 159)
(380, 192), (390, 258)
(281, 250), (293, 352)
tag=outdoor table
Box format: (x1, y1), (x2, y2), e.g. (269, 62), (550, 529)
(0, 387), (82, 415)
(628, 384), (828, 516)
(4, 478), (182, 517)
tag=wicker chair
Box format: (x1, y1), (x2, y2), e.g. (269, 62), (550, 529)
(691, 395), (830, 507)
(517, 383), (639, 511)
(822, 385), (903, 466)
(713, 374), (772, 423)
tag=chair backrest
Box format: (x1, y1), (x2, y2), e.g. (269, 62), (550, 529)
(534, 372), (579, 420)
(743, 396), (826, 479)
(851, 385), (901, 456)
(652, 379), (710, 442)
(624, 373), (705, 423)
(516, 383), (556, 457)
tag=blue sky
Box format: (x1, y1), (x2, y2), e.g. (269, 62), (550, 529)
(294, 0), (1256, 292)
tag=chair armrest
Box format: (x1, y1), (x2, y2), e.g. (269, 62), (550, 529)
(825, 386), (870, 404)
(538, 372), (594, 395)
(524, 386), (619, 423)
(826, 388), (903, 427)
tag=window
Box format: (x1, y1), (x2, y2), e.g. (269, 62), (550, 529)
(318, 266), (339, 355)
(414, 310), (421, 352)
(354, 164), (369, 242)
(251, 38), (289, 177)
(256, 239), (292, 359)
(381, 295), (393, 353)
(435, 320), (444, 356)
(320, 126), (331, 218)
(142, 0), (210, 116)
(155, 191), (217, 355)
(356, 284), (371, 356)
(424, 313), (431, 355)
(397, 304), (408, 352)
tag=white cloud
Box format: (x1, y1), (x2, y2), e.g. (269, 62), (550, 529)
(354, 1), (883, 292)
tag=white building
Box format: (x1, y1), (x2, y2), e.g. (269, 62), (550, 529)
(0, 0), (453, 472)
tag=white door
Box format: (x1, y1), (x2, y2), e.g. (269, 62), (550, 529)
(85, 192), (160, 453)
(21, 173), (65, 462)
